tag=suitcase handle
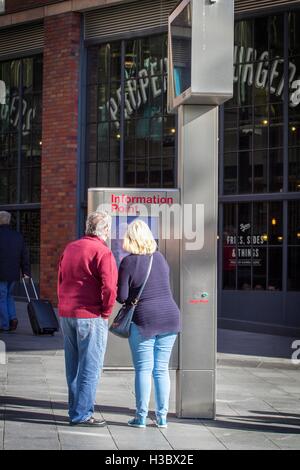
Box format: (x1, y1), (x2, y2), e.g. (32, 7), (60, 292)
(22, 277), (39, 302)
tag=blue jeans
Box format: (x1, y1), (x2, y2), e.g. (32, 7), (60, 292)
(128, 322), (177, 420)
(0, 282), (16, 330)
(60, 316), (108, 424)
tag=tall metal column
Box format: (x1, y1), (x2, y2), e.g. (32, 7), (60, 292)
(176, 105), (218, 419)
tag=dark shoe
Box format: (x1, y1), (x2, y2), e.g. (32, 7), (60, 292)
(156, 416), (168, 428)
(70, 416), (106, 427)
(128, 417), (146, 428)
(9, 319), (18, 331)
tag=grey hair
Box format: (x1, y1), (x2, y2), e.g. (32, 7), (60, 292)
(0, 211), (11, 225)
(85, 211), (111, 239)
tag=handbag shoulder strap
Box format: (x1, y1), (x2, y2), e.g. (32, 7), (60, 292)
(135, 254), (153, 302)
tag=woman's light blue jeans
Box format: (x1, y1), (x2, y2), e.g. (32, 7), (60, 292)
(128, 322), (177, 420)
(60, 316), (108, 424)
(0, 282), (16, 331)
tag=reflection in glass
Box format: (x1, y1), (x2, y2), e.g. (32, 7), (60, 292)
(289, 147), (300, 191)
(163, 157), (175, 187)
(254, 105), (268, 149)
(269, 16), (284, 59)
(288, 247), (300, 290)
(269, 124), (283, 148)
(253, 247), (266, 290)
(288, 200), (300, 245)
(0, 56), (42, 206)
(253, 202), (267, 239)
(289, 12), (300, 56)
(269, 202), (283, 245)
(223, 203), (237, 289)
(97, 162), (109, 187)
(136, 158), (147, 186)
(234, 20), (253, 54)
(269, 149), (283, 192)
(170, 2), (192, 97)
(224, 153), (237, 195)
(149, 158), (161, 187)
(253, 63), (269, 105)
(238, 151), (252, 193)
(253, 150), (268, 193)
(87, 35), (174, 189)
(289, 107), (300, 147)
(268, 248), (282, 290)
(224, 127), (238, 153)
(124, 158), (135, 187)
(239, 107), (253, 150)
(254, 17), (268, 57)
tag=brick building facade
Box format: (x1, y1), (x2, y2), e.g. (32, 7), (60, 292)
(40, 12), (80, 301)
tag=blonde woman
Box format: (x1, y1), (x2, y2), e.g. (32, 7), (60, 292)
(117, 219), (181, 428)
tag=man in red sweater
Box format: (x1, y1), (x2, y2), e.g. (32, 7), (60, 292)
(58, 211), (118, 427)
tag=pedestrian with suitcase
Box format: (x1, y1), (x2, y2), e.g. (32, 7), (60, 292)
(58, 211), (118, 427)
(22, 277), (59, 335)
(0, 211), (31, 333)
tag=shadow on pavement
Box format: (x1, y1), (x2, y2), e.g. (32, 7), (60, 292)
(209, 413), (300, 435)
(2, 396), (300, 434)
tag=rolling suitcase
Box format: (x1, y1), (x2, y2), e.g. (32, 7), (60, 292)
(22, 278), (59, 335)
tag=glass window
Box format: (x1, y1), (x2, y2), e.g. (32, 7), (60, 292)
(289, 147), (300, 191)
(269, 148), (283, 192)
(288, 203), (300, 288)
(0, 56), (42, 205)
(288, 200), (300, 245)
(289, 11), (300, 56)
(269, 15), (284, 60)
(235, 20), (253, 53)
(86, 35), (175, 190)
(253, 150), (268, 193)
(222, 202), (283, 291)
(224, 14), (288, 196)
(223, 203), (237, 289)
(238, 151), (252, 193)
(289, 107), (300, 147)
(288, 247), (300, 291)
(0, 56), (42, 283)
(224, 152), (237, 194)
(254, 17), (268, 58)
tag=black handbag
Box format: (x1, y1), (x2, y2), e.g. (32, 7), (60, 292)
(109, 255), (153, 338)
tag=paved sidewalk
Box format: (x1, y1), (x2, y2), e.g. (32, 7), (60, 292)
(0, 303), (300, 450)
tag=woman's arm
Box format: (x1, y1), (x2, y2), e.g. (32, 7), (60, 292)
(117, 257), (131, 303)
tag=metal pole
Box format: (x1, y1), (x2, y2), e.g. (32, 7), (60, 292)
(176, 104), (218, 419)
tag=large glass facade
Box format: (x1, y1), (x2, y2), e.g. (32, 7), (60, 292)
(86, 34), (176, 191)
(222, 12), (300, 294)
(0, 55), (42, 282)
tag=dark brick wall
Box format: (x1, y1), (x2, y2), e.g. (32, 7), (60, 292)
(40, 11), (81, 304)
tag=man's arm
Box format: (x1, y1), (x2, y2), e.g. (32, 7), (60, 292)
(99, 251), (118, 318)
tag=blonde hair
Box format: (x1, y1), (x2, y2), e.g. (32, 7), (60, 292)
(123, 220), (157, 255)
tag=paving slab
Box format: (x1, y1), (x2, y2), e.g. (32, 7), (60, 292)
(203, 419), (280, 450)
(1, 302), (300, 450)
